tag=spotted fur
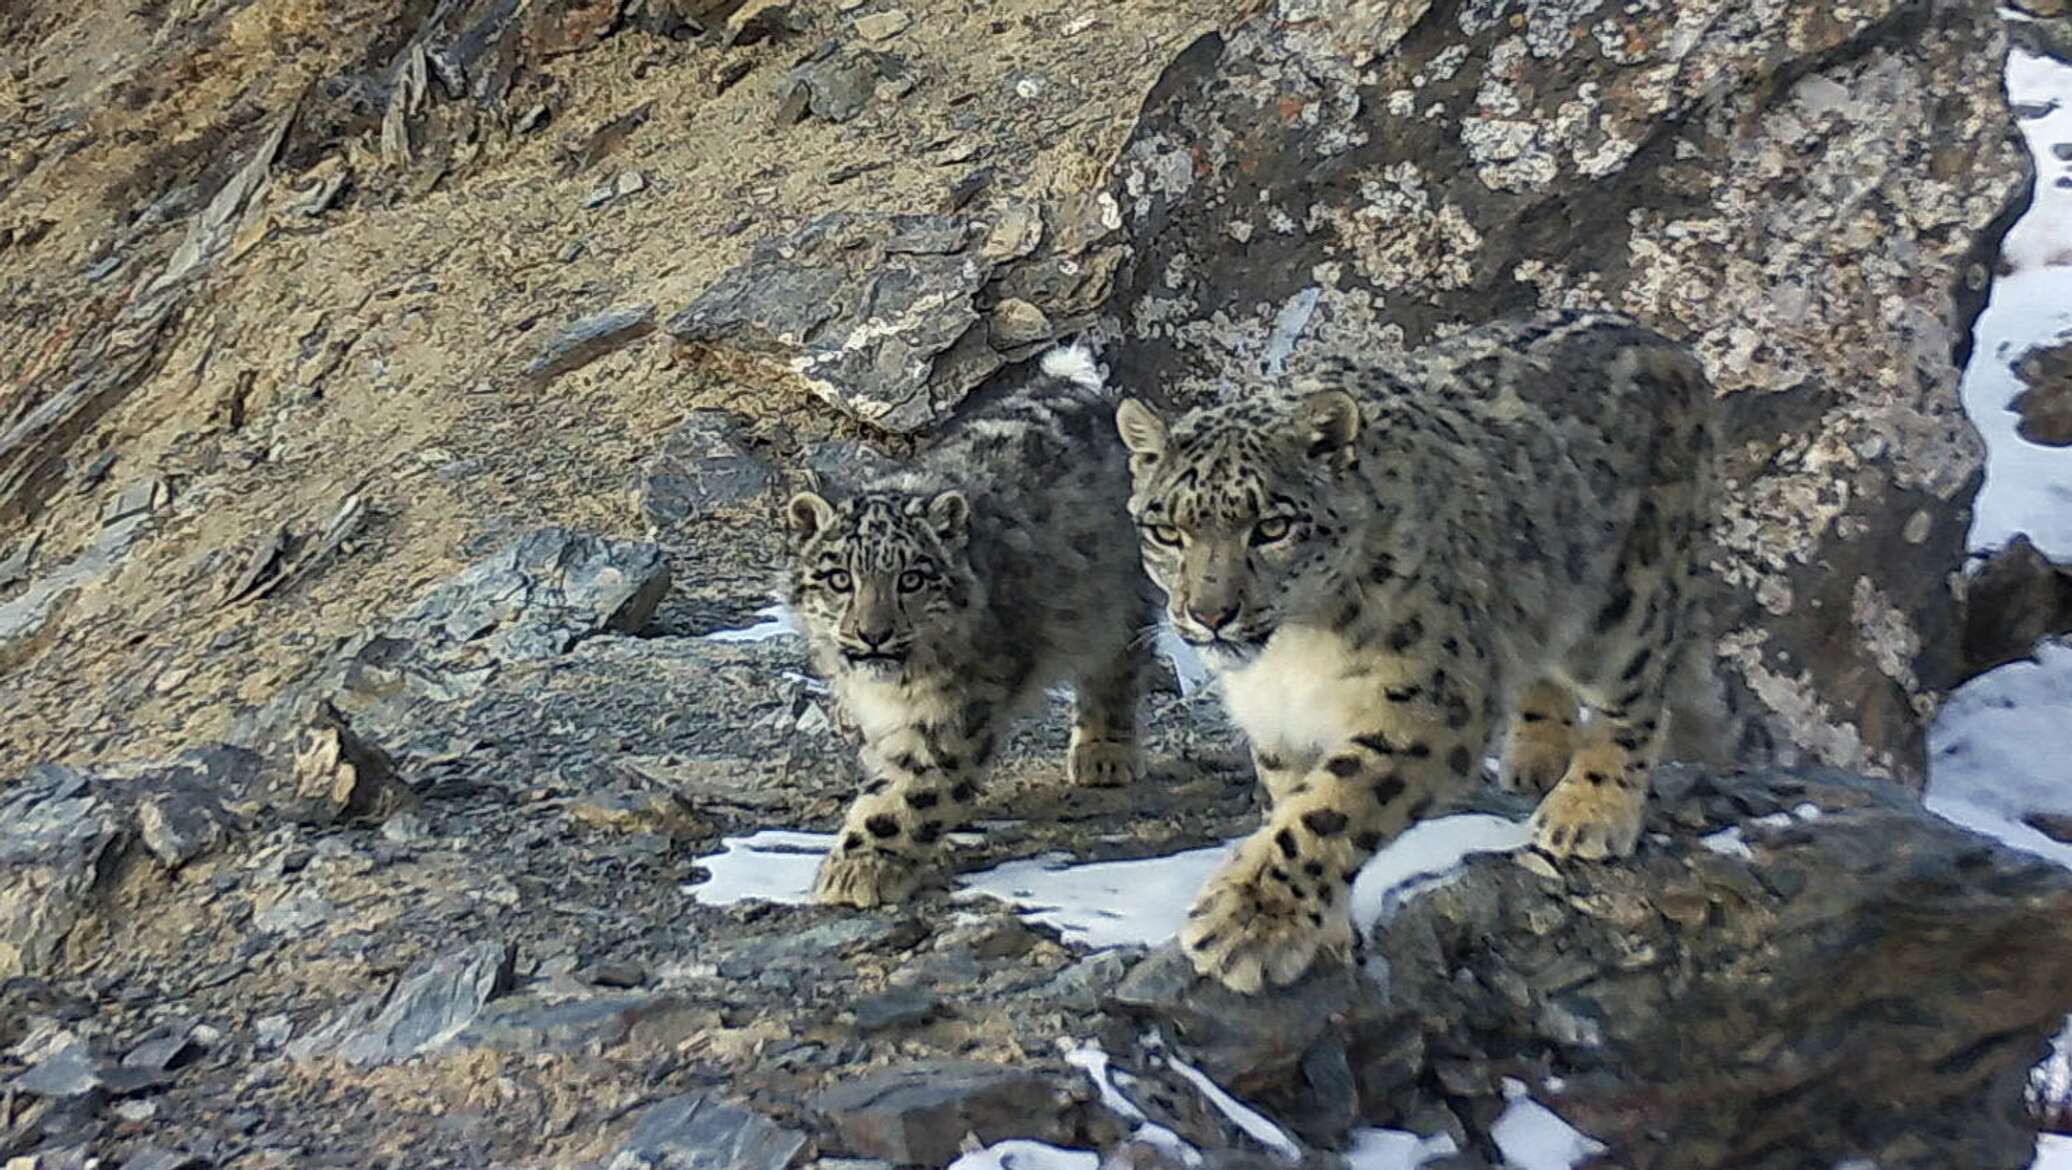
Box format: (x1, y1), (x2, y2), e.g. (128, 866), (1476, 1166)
(790, 343), (1156, 907)
(1118, 310), (1718, 992)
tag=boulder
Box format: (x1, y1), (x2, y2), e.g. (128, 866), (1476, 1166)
(1114, 769), (2072, 1169)
(0, 747), (259, 977)
(288, 940), (517, 1066)
(812, 1060), (1083, 1166)
(1102, 0), (2026, 786)
(600, 1092), (808, 1170)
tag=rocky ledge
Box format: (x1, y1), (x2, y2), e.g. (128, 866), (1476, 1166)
(4, 531), (2068, 1170)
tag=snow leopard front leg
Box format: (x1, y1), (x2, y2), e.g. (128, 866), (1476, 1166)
(1183, 627), (1494, 992)
(812, 695), (1001, 908)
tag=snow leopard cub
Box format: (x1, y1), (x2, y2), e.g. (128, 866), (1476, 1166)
(788, 344), (1156, 907)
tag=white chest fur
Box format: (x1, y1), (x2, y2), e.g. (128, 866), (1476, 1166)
(1215, 625), (1369, 759)
(837, 674), (953, 739)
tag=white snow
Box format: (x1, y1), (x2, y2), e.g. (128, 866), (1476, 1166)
(955, 844), (1227, 948)
(956, 813), (1528, 949)
(702, 603), (797, 643)
(1925, 641), (2072, 870)
(1934, 44), (2072, 1169)
(943, 1141), (1099, 1170)
(1062, 1043), (1201, 1165)
(1967, 48), (2072, 558)
(1698, 826), (1755, 860)
(1343, 1127), (1459, 1170)
(682, 829), (830, 905)
(1348, 813), (1533, 931)
(1162, 1046), (1304, 1162)
(1489, 1078), (1608, 1170)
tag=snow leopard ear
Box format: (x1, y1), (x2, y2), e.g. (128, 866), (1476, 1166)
(1296, 390), (1360, 460)
(927, 490), (971, 548)
(1116, 398), (1167, 471)
(787, 491), (835, 539)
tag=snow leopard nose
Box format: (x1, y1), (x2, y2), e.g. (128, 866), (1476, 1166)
(1188, 603), (1240, 632)
(856, 624), (896, 648)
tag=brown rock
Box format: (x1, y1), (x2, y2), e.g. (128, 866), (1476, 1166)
(2013, 337), (2072, 446)
(1961, 534), (2072, 676)
(289, 703), (415, 826)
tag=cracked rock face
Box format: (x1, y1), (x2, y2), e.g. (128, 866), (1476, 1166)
(1114, 770), (2072, 1170)
(667, 199), (1123, 434)
(1105, 0), (2026, 785)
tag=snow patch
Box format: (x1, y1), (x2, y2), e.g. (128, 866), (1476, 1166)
(683, 829), (830, 905)
(1490, 1078), (1607, 1170)
(1349, 813), (1532, 931)
(958, 813), (1527, 949)
(1344, 1127), (1459, 1170)
(702, 603), (797, 643)
(1063, 1043), (1200, 1165)
(944, 1141), (1099, 1170)
(1162, 1046), (1303, 1162)
(1698, 826), (1754, 860)
(1966, 48), (2072, 558)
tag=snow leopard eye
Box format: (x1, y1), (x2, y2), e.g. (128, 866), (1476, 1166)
(1251, 517), (1293, 546)
(821, 569), (854, 593)
(897, 570), (927, 593)
(1146, 525), (1185, 548)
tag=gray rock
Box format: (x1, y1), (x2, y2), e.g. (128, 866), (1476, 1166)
(290, 940), (515, 1066)
(118, 1149), (207, 1170)
(456, 991), (699, 1054)
(283, 702), (414, 827)
(0, 766), (128, 979)
(2012, 334), (2072, 447)
(850, 985), (939, 1033)
(603, 1092), (806, 1170)
(1960, 535), (2072, 676)
(521, 304), (656, 388)
(1040, 947), (1143, 1013)
(124, 1033), (201, 1074)
(0, 514), (150, 661)
(1114, 770), (2072, 1170)
(244, 528), (669, 751)
(852, 11), (909, 41)
(641, 412), (778, 531)
(780, 47), (896, 125)
(667, 212), (990, 434)
(812, 1060), (1078, 1166)
(13, 1037), (104, 1098)
(987, 297), (1051, 347)
(133, 773), (237, 869)
(0, 532), (35, 589)
(101, 476), (166, 525)
(1, 746), (259, 976)
(712, 917), (917, 981)
(1112, 943), (1370, 1145)
(252, 892), (331, 937)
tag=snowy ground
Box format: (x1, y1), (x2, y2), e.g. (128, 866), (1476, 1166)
(1966, 48), (2072, 557)
(1928, 39), (2072, 1158)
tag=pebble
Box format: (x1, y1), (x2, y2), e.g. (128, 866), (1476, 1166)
(854, 10), (910, 40)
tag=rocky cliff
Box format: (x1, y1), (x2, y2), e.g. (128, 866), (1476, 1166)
(4, 1), (2069, 1168)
